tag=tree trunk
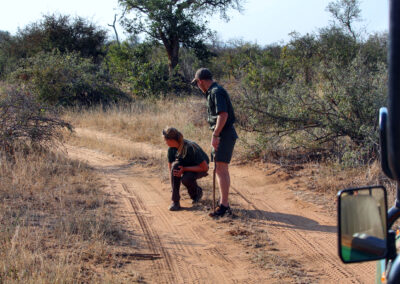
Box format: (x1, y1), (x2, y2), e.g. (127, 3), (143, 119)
(167, 41), (179, 75)
(108, 14), (120, 47)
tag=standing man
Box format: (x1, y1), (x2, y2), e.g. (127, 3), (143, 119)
(191, 68), (238, 217)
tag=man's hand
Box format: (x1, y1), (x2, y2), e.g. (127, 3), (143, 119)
(211, 135), (220, 150)
(173, 166), (184, 177)
(212, 112), (227, 150)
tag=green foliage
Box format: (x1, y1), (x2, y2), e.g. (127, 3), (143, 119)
(16, 14), (107, 61)
(106, 41), (190, 97)
(0, 31), (18, 78)
(0, 15), (107, 79)
(316, 27), (359, 81)
(10, 51), (129, 106)
(105, 41), (138, 83)
(119, 0), (243, 73)
(106, 42), (169, 97)
(211, 42), (264, 80)
(235, 31), (388, 165)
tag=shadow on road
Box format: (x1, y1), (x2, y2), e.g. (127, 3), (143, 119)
(235, 208), (336, 233)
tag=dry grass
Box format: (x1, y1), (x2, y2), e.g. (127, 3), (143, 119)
(309, 161), (397, 204)
(1, 82), (391, 283)
(63, 97), (252, 163)
(64, 98), (209, 145)
(282, 160), (398, 216)
(252, 252), (314, 284)
(310, 161), (388, 192)
(222, 216), (314, 283)
(66, 130), (161, 162)
(0, 149), (142, 283)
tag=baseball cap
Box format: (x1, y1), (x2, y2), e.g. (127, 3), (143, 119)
(191, 68), (213, 86)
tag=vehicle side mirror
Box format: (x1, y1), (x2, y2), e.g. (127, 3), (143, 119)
(338, 186), (388, 263)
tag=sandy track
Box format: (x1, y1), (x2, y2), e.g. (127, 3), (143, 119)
(66, 143), (271, 283)
(65, 128), (376, 283)
(229, 167), (375, 283)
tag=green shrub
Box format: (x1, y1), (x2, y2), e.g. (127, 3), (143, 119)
(9, 51), (129, 106)
(235, 35), (387, 165)
(106, 42), (191, 97)
(12, 14), (107, 62)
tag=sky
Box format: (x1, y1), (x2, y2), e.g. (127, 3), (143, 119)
(0, 0), (389, 46)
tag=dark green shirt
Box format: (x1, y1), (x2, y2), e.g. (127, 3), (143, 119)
(206, 82), (236, 131)
(167, 139), (209, 166)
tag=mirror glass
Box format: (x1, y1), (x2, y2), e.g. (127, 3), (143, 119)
(339, 186), (387, 263)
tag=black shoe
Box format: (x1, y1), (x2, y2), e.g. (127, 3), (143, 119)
(169, 202), (181, 211)
(192, 187), (203, 204)
(209, 204), (231, 217)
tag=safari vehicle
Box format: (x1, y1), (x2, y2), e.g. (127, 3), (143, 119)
(336, 1), (400, 283)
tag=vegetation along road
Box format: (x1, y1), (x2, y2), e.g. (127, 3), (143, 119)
(66, 127), (375, 283)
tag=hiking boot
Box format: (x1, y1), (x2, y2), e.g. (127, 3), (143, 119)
(192, 187), (203, 204)
(169, 202), (181, 211)
(209, 204), (231, 217)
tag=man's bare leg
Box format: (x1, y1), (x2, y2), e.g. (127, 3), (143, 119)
(216, 161), (230, 207)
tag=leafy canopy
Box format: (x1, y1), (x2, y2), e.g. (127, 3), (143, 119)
(10, 14), (107, 62)
(118, 0), (243, 71)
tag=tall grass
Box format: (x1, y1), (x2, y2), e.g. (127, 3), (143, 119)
(0, 149), (131, 283)
(64, 97), (221, 157)
(310, 160), (397, 204)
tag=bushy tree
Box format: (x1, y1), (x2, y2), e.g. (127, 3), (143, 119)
(326, 0), (362, 40)
(106, 41), (170, 97)
(2, 14), (107, 66)
(118, 0), (243, 75)
(0, 31), (18, 78)
(106, 41), (194, 97)
(10, 51), (129, 106)
(228, 0), (390, 165)
(318, 26), (358, 68)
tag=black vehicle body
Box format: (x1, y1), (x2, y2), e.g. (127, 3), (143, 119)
(337, 1), (400, 283)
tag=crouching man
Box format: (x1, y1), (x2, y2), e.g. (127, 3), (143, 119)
(163, 127), (209, 211)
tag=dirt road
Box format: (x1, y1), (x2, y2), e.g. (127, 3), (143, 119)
(66, 128), (375, 283)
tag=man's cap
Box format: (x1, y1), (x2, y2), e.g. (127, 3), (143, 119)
(191, 68), (213, 86)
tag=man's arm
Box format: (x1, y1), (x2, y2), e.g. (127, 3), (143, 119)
(211, 112), (228, 150)
(181, 161), (209, 173)
(213, 112), (228, 137)
(173, 160), (209, 177)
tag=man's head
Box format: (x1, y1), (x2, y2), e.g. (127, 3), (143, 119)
(191, 68), (213, 93)
(162, 127), (183, 148)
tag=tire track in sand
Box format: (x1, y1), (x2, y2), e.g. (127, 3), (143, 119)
(228, 173), (375, 284)
(122, 177), (235, 283)
(121, 183), (178, 284)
